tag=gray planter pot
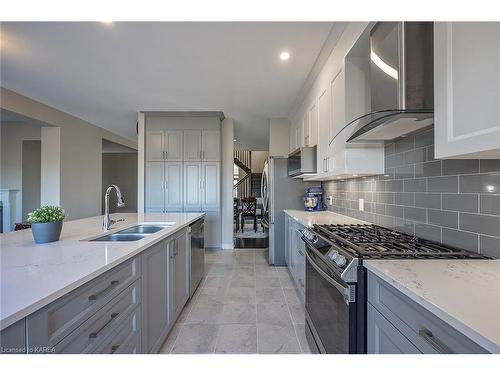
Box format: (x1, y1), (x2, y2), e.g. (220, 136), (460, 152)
(31, 221), (63, 244)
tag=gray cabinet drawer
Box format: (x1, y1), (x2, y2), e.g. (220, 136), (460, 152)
(93, 307), (141, 354)
(367, 272), (488, 354)
(367, 303), (421, 354)
(53, 280), (141, 353)
(28, 256), (141, 348)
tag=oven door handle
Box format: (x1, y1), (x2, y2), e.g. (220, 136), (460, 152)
(305, 250), (348, 298)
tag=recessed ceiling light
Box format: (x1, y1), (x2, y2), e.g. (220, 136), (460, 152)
(233, 139), (237, 142)
(279, 51), (290, 61)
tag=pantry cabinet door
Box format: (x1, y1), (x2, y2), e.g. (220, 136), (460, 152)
(146, 131), (165, 162)
(434, 22), (500, 158)
(201, 162), (220, 211)
(164, 162), (183, 212)
(183, 162), (202, 211)
(183, 130), (202, 161)
(165, 131), (183, 161)
(145, 162), (165, 212)
(202, 130), (220, 161)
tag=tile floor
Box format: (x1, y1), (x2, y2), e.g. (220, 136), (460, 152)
(159, 249), (312, 354)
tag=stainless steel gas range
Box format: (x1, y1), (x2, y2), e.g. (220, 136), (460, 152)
(301, 224), (489, 354)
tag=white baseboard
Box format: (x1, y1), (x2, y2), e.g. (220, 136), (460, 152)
(221, 243), (234, 250)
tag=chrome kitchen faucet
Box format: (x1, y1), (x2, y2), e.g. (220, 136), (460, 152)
(103, 184), (125, 231)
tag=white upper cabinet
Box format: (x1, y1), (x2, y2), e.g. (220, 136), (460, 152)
(183, 130), (220, 161)
(183, 130), (203, 161)
(201, 130), (220, 161)
(434, 22), (500, 158)
(165, 162), (183, 211)
(183, 162), (202, 211)
(298, 120), (304, 148)
(165, 131), (183, 161)
(317, 87), (331, 175)
(146, 130), (183, 161)
(330, 69), (346, 145)
(201, 162), (220, 210)
(146, 131), (164, 161)
(308, 102), (318, 147)
(145, 162), (165, 211)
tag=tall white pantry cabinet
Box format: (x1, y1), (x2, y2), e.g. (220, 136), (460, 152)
(143, 116), (221, 248)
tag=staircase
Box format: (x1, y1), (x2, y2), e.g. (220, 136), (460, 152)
(234, 151), (262, 198)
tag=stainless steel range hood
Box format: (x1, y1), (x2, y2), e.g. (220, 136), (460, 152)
(347, 22), (434, 143)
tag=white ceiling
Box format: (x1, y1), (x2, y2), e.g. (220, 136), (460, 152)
(0, 22), (334, 149)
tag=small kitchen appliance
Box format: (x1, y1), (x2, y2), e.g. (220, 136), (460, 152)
(304, 187), (325, 212)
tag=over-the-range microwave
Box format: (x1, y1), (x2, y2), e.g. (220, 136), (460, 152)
(287, 146), (317, 178)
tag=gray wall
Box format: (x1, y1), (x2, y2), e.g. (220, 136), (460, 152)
(1, 88), (137, 220)
(102, 153), (138, 213)
(22, 140), (41, 220)
(323, 128), (500, 258)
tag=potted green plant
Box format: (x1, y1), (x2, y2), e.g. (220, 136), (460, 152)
(27, 205), (66, 244)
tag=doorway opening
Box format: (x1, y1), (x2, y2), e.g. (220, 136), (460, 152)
(1, 109), (45, 232)
(233, 150), (268, 248)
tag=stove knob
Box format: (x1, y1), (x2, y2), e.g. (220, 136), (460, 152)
(335, 255), (347, 268)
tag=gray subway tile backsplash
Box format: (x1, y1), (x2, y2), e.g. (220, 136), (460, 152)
(323, 129), (500, 257)
(479, 235), (500, 258)
(480, 194), (500, 215)
(459, 213), (500, 237)
(442, 159), (479, 175)
(459, 173), (500, 194)
(442, 228), (479, 253)
(415, 223), (442, 243)
(427, 176), (458, 193)
(442, 193), (478, 213)
(404, 178), (427, 192)
(479, 159), (500, 173)
(414, 193), (441, 209)
(427, 209), (458, 229)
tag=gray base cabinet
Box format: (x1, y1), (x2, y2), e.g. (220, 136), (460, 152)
(285, 215), (306, 302)
(141, 228), (190, 354)
(367, 271), (489, 354)
(170, 228), (189, 322)
(141, 239), (171, 354)
(0, 319), (26, 354)
(24, 257), (141, 354)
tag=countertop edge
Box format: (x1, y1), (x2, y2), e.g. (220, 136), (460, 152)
(364, 261), (499, 354)
(284, 209), (369, 227)
(0, 213), (204, 330)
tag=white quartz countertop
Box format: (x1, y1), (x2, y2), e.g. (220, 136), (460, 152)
(0, 212), (204, 330)
(284, 209), (368, 228)
(364, 259), (500, 353)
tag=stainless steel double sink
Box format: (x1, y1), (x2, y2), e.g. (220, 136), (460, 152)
(89, 223), (175, 242)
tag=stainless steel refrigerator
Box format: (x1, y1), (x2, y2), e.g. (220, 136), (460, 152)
(261, 157), (305, 265)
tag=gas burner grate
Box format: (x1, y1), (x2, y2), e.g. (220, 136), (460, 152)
(313, 224), (488, 259)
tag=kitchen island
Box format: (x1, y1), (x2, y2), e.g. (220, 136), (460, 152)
(0, 212), (204, 353)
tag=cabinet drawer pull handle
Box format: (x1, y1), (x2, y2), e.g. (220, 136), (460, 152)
(110, 345), (120, 354)
(89, 313), (119, 339)
(88, 280), (119, 301)
(418, 329), (453, 354)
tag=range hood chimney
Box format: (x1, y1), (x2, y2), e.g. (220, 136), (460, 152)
(347, 22), (434, 143)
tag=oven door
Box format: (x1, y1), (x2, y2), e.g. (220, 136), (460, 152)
(304, 245), (357, 354)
